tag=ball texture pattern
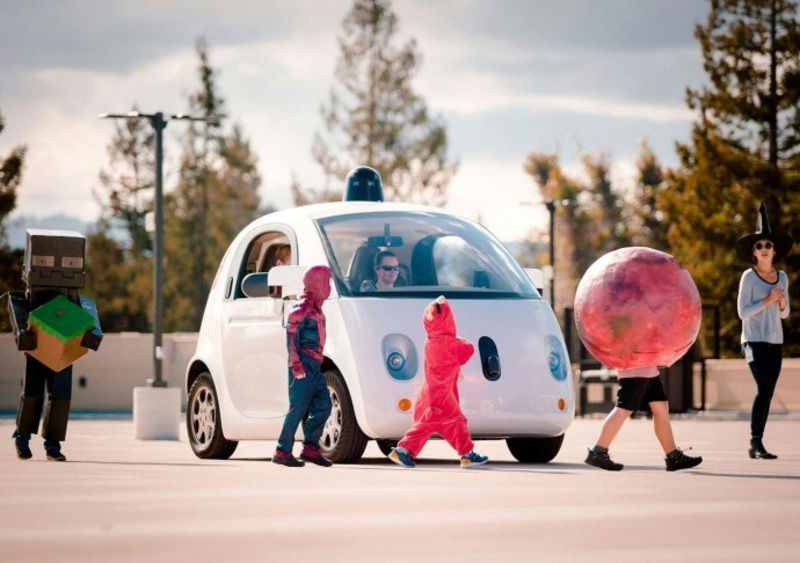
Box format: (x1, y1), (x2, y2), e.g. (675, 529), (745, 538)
(574, 247), (701, 369)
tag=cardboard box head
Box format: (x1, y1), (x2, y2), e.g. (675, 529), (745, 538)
(23, 229), (86, 290)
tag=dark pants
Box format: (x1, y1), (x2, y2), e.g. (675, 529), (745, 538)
(15, 355), (73, 450)
(276, 361), (332, 453)
(746, 342), (783, 438)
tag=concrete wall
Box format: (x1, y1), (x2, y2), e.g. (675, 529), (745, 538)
(2, 333), (798, 412)
(0, 334), (197, 410)
(698, 358), (800, 412)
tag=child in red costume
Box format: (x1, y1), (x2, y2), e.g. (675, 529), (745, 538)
(388, 296), (488, 469)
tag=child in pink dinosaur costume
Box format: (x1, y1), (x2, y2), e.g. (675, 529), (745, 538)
(388, 296), (488, 469)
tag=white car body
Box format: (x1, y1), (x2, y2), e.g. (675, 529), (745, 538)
(185, 200), (574, 462)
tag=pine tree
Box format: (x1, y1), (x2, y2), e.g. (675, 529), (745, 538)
(165, 38), (262, 331)
(660, 0), (800, 357)
(523, 151), (631, 318)
(630, 139), (669, 250)
(303, 0), (458, 205)
(0, 108), (26, 331)
(95, 108), (155, 257)
(0, 109), (25, 245)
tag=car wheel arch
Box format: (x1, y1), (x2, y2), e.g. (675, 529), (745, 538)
(187, 360), (211, 395)
(320, 355), (373, 436)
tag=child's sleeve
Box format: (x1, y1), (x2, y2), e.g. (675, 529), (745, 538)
(286, 309), (306, 378)
(454, 337), (475, 366)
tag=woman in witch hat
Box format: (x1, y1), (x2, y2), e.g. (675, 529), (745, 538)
(736, 202), (793, 460)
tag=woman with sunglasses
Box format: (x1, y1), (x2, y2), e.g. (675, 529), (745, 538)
(360, 250), (400, 291)
(735, 203), (793, 460)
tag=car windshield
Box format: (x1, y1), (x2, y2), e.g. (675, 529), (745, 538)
(316, 211), (540, 299)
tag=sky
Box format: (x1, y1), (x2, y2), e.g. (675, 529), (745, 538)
(0, 0), (709, 244)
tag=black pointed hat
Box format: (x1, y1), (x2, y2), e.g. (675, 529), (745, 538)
(735, 202), (793, 263)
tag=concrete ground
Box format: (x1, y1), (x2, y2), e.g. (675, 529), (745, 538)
(1, 417), (798, 562)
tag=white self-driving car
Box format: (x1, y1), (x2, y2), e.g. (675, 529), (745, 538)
(185, 196), (574, 463)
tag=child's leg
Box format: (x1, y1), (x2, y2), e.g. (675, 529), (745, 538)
(594, 407), (633, 448)
(397, 421), (434, 458)
(276, 372), (315, 453)
(302, 370), (333, 447)
(649, 400), (677, 454)
(437, 417), (474, 456)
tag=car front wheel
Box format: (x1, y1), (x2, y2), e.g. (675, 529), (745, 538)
(506, 435), (564, 463)
(319, 370), (368, 463)
(187, 373), (238, 459)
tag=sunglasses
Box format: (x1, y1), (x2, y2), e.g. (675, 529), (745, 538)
(754, 241), (774, 250)
(378, 265), (399, 272)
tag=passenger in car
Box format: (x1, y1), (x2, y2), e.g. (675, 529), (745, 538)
(273, 265), (334, 468)
(273, 244), (291, 267)
(360, 250), (401, 291)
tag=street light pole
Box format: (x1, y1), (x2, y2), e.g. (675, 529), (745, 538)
(99, 111), (221, 388)
(150, 112), (166, 387)
(545, 200), (556, 309)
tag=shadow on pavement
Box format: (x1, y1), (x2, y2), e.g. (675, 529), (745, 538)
(687, 470), (800, 481)
(68, 460), (227, 467)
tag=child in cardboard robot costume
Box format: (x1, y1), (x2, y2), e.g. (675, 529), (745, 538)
(7, 229), (102, 461)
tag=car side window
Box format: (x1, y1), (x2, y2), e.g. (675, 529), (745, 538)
(236, 231), (294, 299)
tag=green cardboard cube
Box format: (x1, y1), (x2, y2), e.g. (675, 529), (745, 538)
(27, 295), (95, 372)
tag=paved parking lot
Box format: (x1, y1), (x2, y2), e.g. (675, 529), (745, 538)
(1, 416), (798, 562)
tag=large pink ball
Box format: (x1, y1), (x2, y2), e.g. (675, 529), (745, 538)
(574, 247), (701, 369)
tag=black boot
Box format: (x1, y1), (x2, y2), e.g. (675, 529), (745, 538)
(12, 430), (32, 460)
(584, 447), (623, 471)
(665, 448), (702, 471)
(749, 437), (777, 460)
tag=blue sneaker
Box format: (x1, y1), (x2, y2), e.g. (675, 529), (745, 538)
(460, 451), (488, 469)
(388, 447), (416, 468)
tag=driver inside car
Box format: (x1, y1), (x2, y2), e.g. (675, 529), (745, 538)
(360, 250), (400, 291)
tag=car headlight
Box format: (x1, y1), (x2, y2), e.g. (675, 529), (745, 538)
(381, 334), (418, 380)
(545, 335), (568, 381)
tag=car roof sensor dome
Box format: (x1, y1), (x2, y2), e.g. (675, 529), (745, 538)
(344, 166), (384, 202)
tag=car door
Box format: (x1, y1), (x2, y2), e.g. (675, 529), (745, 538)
(220, 228), (295, 419)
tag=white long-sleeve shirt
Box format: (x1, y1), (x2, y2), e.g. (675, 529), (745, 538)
(737, 268), (790, 344)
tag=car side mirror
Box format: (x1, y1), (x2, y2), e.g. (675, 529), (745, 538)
(241, 272), (270, 298)
(525, 268), (544, 293)
(267, 265), (308, 298)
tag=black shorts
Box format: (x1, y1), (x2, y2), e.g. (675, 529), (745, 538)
(616, 376), (668, 411)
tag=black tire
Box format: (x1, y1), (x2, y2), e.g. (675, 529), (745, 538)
(320, 370), (368, 463)
(506, 435), (564, 463)
(376, 439), (398, 456)
(187, 373), (238, 459)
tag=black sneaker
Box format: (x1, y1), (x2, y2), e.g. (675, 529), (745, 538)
(665, 448), (702, 471)
(272, 452), (305, 467)
(585, 448), (623, 471)
(45, 449), (67, 462)
(15, 438), (32, 460)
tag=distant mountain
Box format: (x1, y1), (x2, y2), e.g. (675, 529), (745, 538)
(4, 214), (94, 249)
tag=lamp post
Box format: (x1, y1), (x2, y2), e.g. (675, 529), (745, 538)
(545, 200), (556, 308)
(542, 198), (575, 311)
(99, 111), (221, 388)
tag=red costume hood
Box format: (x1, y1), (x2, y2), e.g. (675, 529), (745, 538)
(423, 296), (456, 337)
(302, 265), (332, 308)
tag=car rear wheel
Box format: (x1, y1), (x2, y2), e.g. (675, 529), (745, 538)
(320, 370), (368, 463)
(376, 439), (398, 456)
(187, 373), (238, 459)
(506, 435), (564, 463)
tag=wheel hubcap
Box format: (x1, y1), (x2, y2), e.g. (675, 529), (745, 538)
(190, 388), (216, 447)
(320, 385), (342, 453)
